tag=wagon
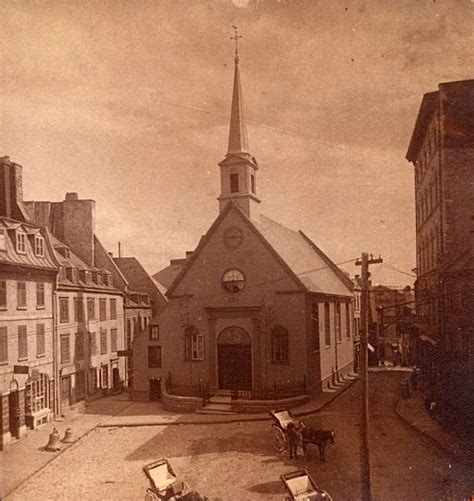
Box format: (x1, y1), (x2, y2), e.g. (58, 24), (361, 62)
(280, 469), (334, 501)
(270, 408), (305, 454)
(143, 458), (207, 501)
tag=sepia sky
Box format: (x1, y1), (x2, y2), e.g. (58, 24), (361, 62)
(2, 0), (474, 286)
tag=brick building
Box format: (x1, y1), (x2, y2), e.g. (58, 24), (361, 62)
(406, 79), (474, 422)
(24, 193), (126, 413)
(0, 156), (58, 448)
(133, 49), (354, 407)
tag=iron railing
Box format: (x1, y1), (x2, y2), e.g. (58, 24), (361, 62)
(165, 373), (211, 405)
(231, 376), (307, 401)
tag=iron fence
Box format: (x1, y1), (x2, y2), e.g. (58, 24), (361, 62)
(231, 376), (307, 400)
(165, 373), (211, 405)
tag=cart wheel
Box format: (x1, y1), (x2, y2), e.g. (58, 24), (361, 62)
(145, 488), (160, 501)
(271, 424), (288, 454)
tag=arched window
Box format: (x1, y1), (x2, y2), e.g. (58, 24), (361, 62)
(271, 326), (288, 363)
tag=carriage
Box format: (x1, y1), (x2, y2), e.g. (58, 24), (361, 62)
(270, 408), (305, 454)
(280, 470), (334, 501)
(143, 459), (207, 501)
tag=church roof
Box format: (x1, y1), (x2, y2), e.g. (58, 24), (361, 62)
(251, 213), (353, 297)
(153, 259), (186, 291)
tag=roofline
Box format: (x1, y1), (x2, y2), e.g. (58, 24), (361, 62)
(298, 230), (354, 293)
(406, 91), (439, 162)
(166, 201), (306, 297)
(94, 235), (129, 287)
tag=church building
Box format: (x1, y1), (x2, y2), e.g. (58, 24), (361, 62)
(133, 43), (354, 409)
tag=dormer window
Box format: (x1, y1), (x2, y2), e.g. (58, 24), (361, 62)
(65, 267), (75, 282)
(16, 231), (27, 254)
(251, 174), (256, 194)
(35, 235), (45, 257)
(230, 173), (239, 193)
(0, 229), (6, 251)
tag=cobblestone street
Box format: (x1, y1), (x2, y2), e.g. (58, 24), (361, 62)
(5, 372), (474, 501)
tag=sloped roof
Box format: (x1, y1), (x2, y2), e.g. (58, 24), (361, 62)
(0, 217), (57, 271)
(166, 202), (352, 298)
(251, 214), (353, 297)
(153, 260), (186, 290)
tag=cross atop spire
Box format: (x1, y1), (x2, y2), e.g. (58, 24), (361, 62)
(231, 25), (242, 63)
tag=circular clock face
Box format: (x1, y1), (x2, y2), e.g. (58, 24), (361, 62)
(222, 269), (245, 293)
(223, 226), (243, 249)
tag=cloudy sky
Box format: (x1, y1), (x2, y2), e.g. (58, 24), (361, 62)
(2, 0), (474, 286)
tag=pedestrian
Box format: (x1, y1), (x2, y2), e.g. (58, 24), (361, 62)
(287, 422), (299, 459)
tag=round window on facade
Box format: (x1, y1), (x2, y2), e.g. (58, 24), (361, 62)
(222, 269), (245, 293)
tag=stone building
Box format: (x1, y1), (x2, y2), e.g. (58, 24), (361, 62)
(24, 193), (125, 413)
(406, 79), (474, 423)
(133, 49), (354, 408)
(0, 156), (58, 448)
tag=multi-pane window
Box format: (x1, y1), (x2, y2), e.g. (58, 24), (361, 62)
(74, 299), (84, 322)
(101, 365), (108, 388)
(148, 346), (161, 368)
(184, 326), (204, 361)
(18, 325), (28, 359)
(99, 299), (107, 321)
(100, 328), (107, 354)
(59, 297), (69, 323)
(271, 326), (289, 363)
(16, 231), (26, 254)
(0, 280), (6, 309)
(34, 236), (45, 256)
(110, 298), (117, 319)
(0, 326), (7, 363)
(17, 282), (27, 308)
(60, 334), (70, 363)
(26, 374), (49, 414)
(75, 332), (84, 360)
(311, 303), (320, 352)
(76, 371), (86, 400)
(88, 368), (97, 394)
(230, 173), (239, 193)
(89, 332), (97, 355)
(36, 324), (45, 356)
(335, 303), (342, 343)
(346, 303), (351, 339)
(324, 303), (331, 347)
(111, 328), (117, 352)
(87, 298), (95, 320)
(0, 229), (6, 251)
(150, 325), (159, 340)
(36, 283), (45, 308)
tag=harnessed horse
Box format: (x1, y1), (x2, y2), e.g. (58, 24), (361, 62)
(301, 428), (336, 462)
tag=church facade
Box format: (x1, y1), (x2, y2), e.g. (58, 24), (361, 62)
(133, 47), (354, 405)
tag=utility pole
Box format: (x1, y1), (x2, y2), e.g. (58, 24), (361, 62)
(355, 252), (383, 501)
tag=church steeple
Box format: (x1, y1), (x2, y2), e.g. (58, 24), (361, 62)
(218, 27), (260, 218)
(227, 29), (249, 155)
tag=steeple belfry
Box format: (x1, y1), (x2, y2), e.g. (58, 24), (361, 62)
(218, 26), (261, 218)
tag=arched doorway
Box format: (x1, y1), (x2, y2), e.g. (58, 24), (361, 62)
(217, 326), (252, 390)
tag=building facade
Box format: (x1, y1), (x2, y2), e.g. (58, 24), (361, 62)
(24, 193), (126, 412)
(406, 79), (474, 422)
(133, 49), (354, 405)
(0, 156), (58, 448)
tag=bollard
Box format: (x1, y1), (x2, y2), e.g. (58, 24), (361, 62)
(45, 428), (61, 452)
(62, 427), (74, 443)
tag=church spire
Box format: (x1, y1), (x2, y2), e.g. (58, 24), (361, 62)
(227, 26), (249, 155)
(217, 27), (260, 218)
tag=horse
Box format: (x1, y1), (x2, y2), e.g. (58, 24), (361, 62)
(301, 428), (335, 462)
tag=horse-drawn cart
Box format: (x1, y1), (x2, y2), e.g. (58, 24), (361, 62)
(281, 470), (334, 501)
(143, 459), (207, 501)
(270, 408), (305, 454)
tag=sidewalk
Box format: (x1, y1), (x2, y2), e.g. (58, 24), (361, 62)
(3, 377), (357, 498)
(396, 390), (474, 465)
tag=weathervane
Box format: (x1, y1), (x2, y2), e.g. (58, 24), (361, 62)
(231, 25), (242, 62)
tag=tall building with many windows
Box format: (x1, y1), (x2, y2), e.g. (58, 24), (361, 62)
(0, 156), (58, 449)
(406, 79), (474, 423)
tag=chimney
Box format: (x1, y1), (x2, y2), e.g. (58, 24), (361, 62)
(185, 251), (193, 258)
(0, 156), (29, 221)
(61, 193), (96, 266)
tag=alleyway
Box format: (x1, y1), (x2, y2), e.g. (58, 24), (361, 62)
(5, 371), (474, 501)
